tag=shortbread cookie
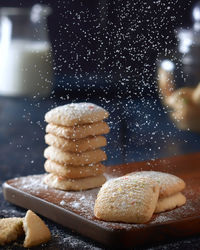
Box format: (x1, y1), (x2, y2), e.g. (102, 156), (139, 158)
(127, 171), (185, 198)
(166, 87), (194, 109)
(44, 160), (106, 178)
(155, 192), (186, 213)
(44, 173), (106, 191)
(94, 175), (160, 223)
(0, 218), (23, 246)
(45, 102), (109, 126)
(170, 104), (200, 132)
(23, 210), (51, 248)
(193, 83), (200, 105)
(44, 146), (107, 166)
(45, 134), (107, 152)
(46, 121), (110, 139)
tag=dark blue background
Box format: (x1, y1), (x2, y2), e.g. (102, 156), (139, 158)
(1, 1), (200, 249)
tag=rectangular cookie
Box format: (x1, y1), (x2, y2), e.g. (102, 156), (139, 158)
(94, 175), (160, 223)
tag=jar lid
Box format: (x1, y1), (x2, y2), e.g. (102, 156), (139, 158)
(0, 7), (30, 16)
(0, 4), (51, 18)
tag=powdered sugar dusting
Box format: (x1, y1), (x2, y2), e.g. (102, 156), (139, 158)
(127, 171), (185, 197)
(61, 103), (106, 117)
(45, 102), (109, 125)
(94, 175), (160, 223)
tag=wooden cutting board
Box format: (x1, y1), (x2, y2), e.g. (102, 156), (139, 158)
(3, 152), (200, 248)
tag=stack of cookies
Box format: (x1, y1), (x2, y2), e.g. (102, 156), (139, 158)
(43, 102), (110, 191)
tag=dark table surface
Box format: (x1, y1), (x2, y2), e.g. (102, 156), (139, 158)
(1, 94), (200, 250)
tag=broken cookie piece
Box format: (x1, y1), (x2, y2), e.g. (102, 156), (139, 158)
(0, 210), (51, 248)
(0, 217), (23, 246)
(23, 210), (51, 248)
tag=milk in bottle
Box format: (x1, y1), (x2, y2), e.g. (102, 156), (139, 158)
(0, 5), (53, 97)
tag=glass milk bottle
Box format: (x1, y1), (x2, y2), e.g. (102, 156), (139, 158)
(0, 4), (53, 97)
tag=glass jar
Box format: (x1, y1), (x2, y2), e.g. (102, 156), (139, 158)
(0, 4), (53, 97)
(158, 2), (200, 132)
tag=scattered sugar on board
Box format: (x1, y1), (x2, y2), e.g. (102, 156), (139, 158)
(71, 201), (81, 209)
(9, 175), (199, 231)
(60, 200), (67, 206)
(12, 175), (48, 191)
(11, 175), (70, 199)
(61, 191), (96, 218)
(13, 176), (99, 220)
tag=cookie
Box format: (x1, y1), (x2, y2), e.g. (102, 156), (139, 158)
(44, 160), (106, 178)
(46, 121), (110, 139)
(45, 134), (107, 152)
(158, 67), (175, 101)
(44, 173), (106, 191)
(192, 83), (200, 104)
(166, 87), (194, 109)
(170, 103), (200, 132)
(44, 146), (107, 166)
(0, 218), (23, 246)
(155, 192), (186, 213)
(23, 210), (51, 248)
(94, 175), (160, 223)
(127, 171), (185, 198)
(45, 102), (109, 126)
